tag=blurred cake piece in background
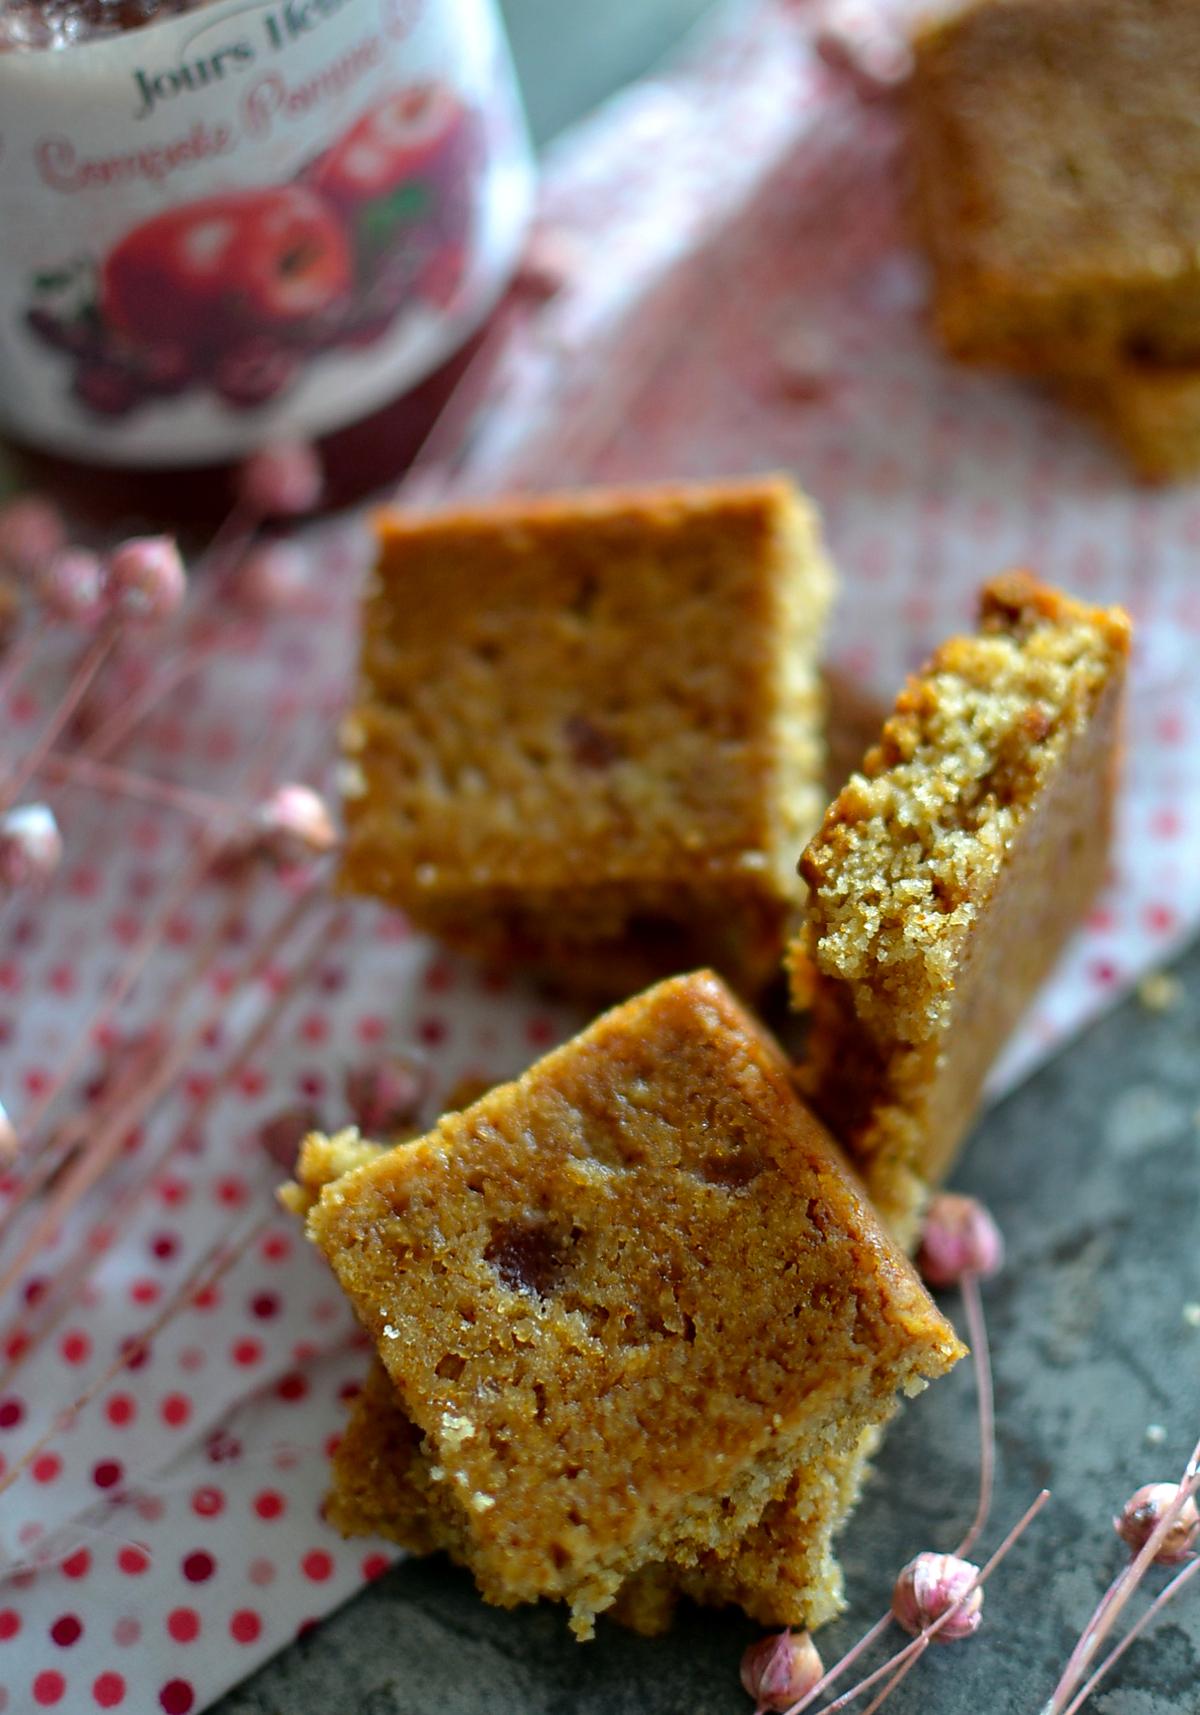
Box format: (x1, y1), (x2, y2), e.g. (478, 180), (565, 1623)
(338, 477), (834, 1000)
(790, 572), (1131, 1243)
(1061, 357), (1200, 484)
(910, 0), (1200, 473)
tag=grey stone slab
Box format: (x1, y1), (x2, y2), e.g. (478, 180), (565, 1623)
(216, 937), (1200, 1714)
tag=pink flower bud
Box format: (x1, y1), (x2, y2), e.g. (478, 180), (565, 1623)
(917, 1193), (1004, 1287)
(0, 804), (62, 892)
(891, 1552), (983, 1642)
(771, 326), (846, 405)
(740, 1630), (824, 1712)
(256, 784), (338, 868)
(38, 547), (108, 627)
(107, 536), (186, 624)
(233, 540), (309, 613)
(344, 1055), (427, 1139)
(238, 442), (323, 518)
(515, 230), (578, 303)
(0, 495), (66, 580)
(257, 1105), (323, 1171)
(1114, 1483), (1200, 1565)
(815, 0), (913, 99)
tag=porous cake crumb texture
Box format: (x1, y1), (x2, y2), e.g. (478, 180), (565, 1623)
(339, 479), (834, 999)
(303, 972), (963, 1636)
(791, 572), (1131, 1240)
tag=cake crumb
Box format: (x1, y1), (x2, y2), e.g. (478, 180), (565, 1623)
(441, 1412), (477, 1450)
(337, 760), (367, 801)
(1138, 971), (1182, 1013)
(1145, 1423), (1168, 1447)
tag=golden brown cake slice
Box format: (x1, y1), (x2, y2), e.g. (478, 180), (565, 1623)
(327, 1357), (877, 1635)
(338, 478), (835, 1000)
(307, 1138), (880, 1638)
(1061, 357), (1200, 483)
(789, 573), (1131, 1244)
(301, 971), (963, 1637)
(910, 0), (1200, 378)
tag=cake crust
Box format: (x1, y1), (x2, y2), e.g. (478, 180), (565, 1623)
(790, 572), (1131, 1240)
(911, 0), (1200, 377)
(339, 478), (834, 998)
(302, 972), (963, 1635)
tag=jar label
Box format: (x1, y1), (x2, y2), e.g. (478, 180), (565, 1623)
(0, 0), (532, 463)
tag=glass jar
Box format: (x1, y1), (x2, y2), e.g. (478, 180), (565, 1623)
(0, 0), (533, 515)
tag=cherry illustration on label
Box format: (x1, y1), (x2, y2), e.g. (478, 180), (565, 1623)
(22, 81), (482, 421)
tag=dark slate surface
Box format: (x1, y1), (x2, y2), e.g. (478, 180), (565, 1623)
(216, 938), (1200, 1714)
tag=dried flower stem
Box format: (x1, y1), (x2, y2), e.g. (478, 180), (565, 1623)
(1059, 1552), (1200, 1715)
(0, 633), (39, 700)
(1, 625), (116, 811)
(38, 751), (231, 822)
(8, 727), (293, 1152)
(1043, 1434), (1200, 1714)
(2, 834), (259, 1210)
(784, 1617), (893, 1715)
(956, 1272), (994, 1558)
(0, 900), (349, 1393)
(857, 1644), (924, 1715)
(200, 504), (259, 595)
(788, 1492), (1050, 1715)
(9, 835), (236, 1152)
(0, 1031), (170, 1257)
(0, 871), (329, 1304)
(77, 643), (211, 760)
(0, 1206), (269, 1500)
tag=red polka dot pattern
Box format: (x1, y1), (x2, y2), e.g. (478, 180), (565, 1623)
(166, 1609), (199, 1645)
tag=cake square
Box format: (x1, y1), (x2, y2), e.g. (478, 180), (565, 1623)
(311, 1163), (881, 1636)
(338, 478), (835, 999)
(301, 971), (963, 1636)
(1062, 356), (1200, 484)
(790, 573), (1131, 1243)
(305, 1150), (878, 1637)
(910, 0), (1200, 377)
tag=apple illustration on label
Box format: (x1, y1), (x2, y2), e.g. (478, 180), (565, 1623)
(23, 91), (484, 419)
(102, 187), (353, 357)
(311, 83), (472, 213)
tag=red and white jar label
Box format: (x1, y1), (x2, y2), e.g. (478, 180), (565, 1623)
(0, 0), (533, 463)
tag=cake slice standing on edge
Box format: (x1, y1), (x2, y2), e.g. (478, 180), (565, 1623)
(294, 971), (964, 1638)
(789, 573), (1131, 1245)
(338, 478), (835, 1000)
